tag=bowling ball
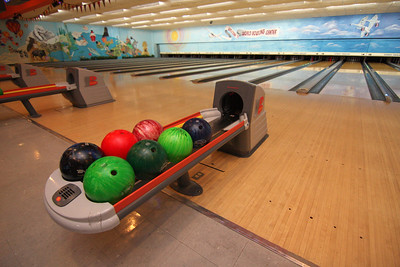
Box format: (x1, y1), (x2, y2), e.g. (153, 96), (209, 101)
(182, 118), (212, 148)
(158, 127), (193, 164)
(132, 119), (163, 141)
(83, 156), (135, 204)
(59, 142), (104, 181)
(126, 140), (168, 179)
(101, 129), (138, 159)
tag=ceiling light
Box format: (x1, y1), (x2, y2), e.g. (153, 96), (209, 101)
(275, 8), (316, 14)
(113, 23), (129, 27)
(107, 18), (128, 23)
(169, 0), (195, 2)
(217, 8), (252, 14)
(131, 13), (156, 19)
(131, 20), (150, 25)
(234, 13), (266, 18)
(151, 22), (171, 26)
(80, 14), (102, 19)
(132, 25), (149, 28)
(262, 1), (305, 9)
(174, 20), (195, 24)
(89, 21), (106, 25)
(200, 17), (226, 21)
(132, 1), (165, 9)
(154, 17), (177, 22)
(198, 1), (234, 9)
(102, 9), (129, 15)
(183, 12), (211, 18)
(326, 3), (377, 9)
(63, 18), (79, 23)
(160, 8), (190, 14)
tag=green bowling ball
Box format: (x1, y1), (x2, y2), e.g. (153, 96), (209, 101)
(126, 140), (168, 179)
(83, 156), (135, 204)
(158, 127), (193, 164)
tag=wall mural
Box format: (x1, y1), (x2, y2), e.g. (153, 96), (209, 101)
(0, 20), (152, 64)
(1, 12), (399, 63)
(154, 12), (400, 55)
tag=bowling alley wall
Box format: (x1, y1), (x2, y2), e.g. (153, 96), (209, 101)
(0, 20), (152, 63)
(154, 12), (400, 57)
(1, 12), (399, 63)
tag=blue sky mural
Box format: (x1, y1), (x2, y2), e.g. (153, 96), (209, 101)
(1, 12), (399, 63)
(155, 13), (400, 55)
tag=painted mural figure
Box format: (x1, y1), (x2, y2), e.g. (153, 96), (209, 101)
(90, 30), (96, 42)
(142, 41), (149, 56)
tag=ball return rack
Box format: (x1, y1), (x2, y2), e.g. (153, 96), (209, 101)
(0, 63), (114, 117)
(44, 80), (269, 234)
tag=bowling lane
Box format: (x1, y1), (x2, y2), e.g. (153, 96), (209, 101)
(368, 62), (400, 98)
(135, 59), (263, 76)
(223, 60), (309, 82)
(169, 60), (280, 81)
(256, 61), (332, 90)
(320, 62), (371, 99)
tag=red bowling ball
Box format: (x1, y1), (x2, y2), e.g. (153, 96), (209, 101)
(132, 119), (163, 141)
(101, 129), (138, 159)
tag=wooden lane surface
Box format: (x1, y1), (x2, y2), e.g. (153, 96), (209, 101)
(2, 66), (400, 266)
(258, 61), (333, 91)
(320, 62), (371, 99)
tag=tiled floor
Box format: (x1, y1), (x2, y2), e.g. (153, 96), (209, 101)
(0, 105), (302, 267)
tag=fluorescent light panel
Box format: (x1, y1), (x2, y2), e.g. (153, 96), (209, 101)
(113, 23), (129, 27)
(131, 13), (156, 19)
(131, 20), (150, 25)
(89, 21), (106, 24)
(217, 8), (252, 14)
(102, 9), (128, 15)
(80, 14), (102, 19)
(174, 20), (195, 24)
(132, 1), (165, 9)
(154, 17), (177, 22)
(132, 25), (149, 28)
(198, 1), (234, 9)
(275, 8), (316, 14)
(160, 8), (190, 14)
(234, 13), (266, 18)
(151, 22), (171, 26)
(183, 12), (211, 18)
(200, 17), (226, 21)
(326, 3), (377, 9)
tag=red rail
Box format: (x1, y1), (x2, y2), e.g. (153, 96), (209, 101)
(0, 84), (66, 100)
(114, 118), (244, 214)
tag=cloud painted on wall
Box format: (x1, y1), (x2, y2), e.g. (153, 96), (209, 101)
(301, 25), (321, 34)
(385, 24), (400, 31)
(369, 43), (380, 48)
(354, 43), (368, 48)
(327, 43), (342, 47)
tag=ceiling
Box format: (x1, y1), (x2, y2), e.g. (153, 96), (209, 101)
(3, 0), (400, 30)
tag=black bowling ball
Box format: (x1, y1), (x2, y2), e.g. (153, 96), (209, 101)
(182, 118), (212, 148)
(59, 142), (104, 181)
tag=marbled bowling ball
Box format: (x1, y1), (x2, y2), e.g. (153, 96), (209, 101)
(132, 119), (163, 141)
(59, 142), (105, 181)
(182, 118), (212, 148)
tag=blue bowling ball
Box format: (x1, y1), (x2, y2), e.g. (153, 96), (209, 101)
(182, 118), (212, 148)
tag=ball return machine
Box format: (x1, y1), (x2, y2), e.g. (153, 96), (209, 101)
(44, 80), (268, 233)
(0, 63), (114, 117)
